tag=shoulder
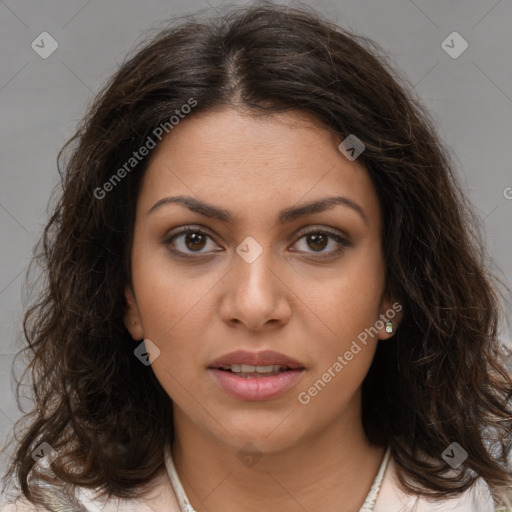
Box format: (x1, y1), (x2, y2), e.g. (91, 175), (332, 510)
(0, 498), (48, 512)
(375, 452), (496, 512)
(0, 465), (181, 512)
(413, 478), (495, 511)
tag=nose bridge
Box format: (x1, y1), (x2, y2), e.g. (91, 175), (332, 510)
(221, 237), (290, 329)
(233, 238), (279, 301)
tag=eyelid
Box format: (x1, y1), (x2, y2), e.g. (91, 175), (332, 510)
(294, 225), (350, 243)
(164, 224), (349, 242)
(162, 225), (217, 247)
(163, 223), (214, 238)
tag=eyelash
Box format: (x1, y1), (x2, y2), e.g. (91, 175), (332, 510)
(163, 226), (350, 260)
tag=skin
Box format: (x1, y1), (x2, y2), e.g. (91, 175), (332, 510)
(124, 107), (402, 512)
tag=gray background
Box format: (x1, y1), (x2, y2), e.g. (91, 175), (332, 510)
(1, 0), (511, 485)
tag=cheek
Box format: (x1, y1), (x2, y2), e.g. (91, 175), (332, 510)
(135, 283), (209, 405)
(130, 227), (213, 340)
(316, 250), (385, 336)
(129, 256), (214, 395)
(298, 274), (382, 413)
(302, 249), (385, 386)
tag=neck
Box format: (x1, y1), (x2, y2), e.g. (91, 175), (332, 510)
(170, 394), (386, 512)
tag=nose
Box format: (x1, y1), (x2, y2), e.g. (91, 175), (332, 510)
(218, 243), (292, 332)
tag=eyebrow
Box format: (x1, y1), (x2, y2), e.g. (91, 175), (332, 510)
(147, 195), (368, 225)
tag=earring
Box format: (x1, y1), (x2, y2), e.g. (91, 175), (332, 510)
(385, 320), (393, 334)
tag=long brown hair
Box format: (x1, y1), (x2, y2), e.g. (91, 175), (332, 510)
(3, 1), (512, 507)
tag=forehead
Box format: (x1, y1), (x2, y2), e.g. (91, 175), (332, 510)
(137, 108), (380, 227)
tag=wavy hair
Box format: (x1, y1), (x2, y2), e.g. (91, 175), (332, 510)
(2, 1), (512, 508)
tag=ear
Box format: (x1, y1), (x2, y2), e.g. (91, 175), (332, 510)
(377, 291), (403, 341)
(124, 285), (144, 341)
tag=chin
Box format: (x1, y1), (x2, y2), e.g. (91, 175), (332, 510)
(215, 415), (305, 451)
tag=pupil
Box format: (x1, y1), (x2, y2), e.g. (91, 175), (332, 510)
(308, 233), (327, 251)
(186, 232), (206, 251)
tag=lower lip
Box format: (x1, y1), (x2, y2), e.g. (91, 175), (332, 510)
(208, 368), (305, 401)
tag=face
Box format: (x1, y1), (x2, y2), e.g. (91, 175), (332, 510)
(124, 107), (400, 453)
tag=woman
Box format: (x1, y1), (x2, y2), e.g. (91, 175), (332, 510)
(1, 3), (511, 511)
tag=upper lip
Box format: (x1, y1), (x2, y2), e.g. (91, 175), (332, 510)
(208, 350), (305, 369)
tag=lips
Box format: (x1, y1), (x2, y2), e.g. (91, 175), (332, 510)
(209, 367), (304, 400)
(207, 350), (306, 400)
(208, 349), (305, 370)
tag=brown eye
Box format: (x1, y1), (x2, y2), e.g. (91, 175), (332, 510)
(306, 232), (329, 252)
(164, 227), (220, 258)
(184, 232), (207, 251)
(292, 228), (350, 258)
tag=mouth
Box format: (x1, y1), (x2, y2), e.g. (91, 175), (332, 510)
(207, 350), (306, 401)
(211, 364), (300, 378)
(208, 349), (305, 372)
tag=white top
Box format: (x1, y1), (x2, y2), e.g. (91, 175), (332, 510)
(164, 444), (391, 512)
(0, 444), (496, 511)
